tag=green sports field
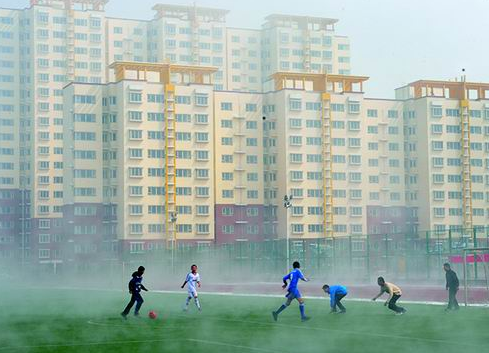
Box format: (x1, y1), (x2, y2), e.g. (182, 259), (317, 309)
(1, 288), (488, 353)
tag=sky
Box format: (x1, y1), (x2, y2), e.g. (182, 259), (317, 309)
(3, 0), (489, 98)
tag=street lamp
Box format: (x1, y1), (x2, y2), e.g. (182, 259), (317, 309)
(170, 212), (177, 272)
(284, 194), (293, 271)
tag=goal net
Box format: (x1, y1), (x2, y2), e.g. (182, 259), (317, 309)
(461, 247), (489, 307)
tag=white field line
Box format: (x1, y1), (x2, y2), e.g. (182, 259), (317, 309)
(86, 320), (181, 330)
(187, 339), (282, 353)
(2, 306), (487, 351)
(152, 289), (489, 307)
(0, 338), (182, 351)
(181, 315), (488, 349)
(1, 338), (280, 353)
(25, 286), (489, 307)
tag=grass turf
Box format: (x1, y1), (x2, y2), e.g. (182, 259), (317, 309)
(0, 288), (488, 353)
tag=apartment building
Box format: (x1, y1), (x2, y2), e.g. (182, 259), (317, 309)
(226, 28), (262, 92)
(0, 0), (351, 262)
(213, 91), (264, 242)
(261, 14), (351, 92)
(263, 73), (411, 239)
(0, 1), (108, 265)
(397, 80), (489, 234)
(148, 4), (228, 91)
(1, 0), (489, 267)
(61, 63), (218, 257)
(0, 9), (22, 261)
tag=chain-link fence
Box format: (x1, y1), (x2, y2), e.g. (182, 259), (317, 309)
(10, 227), (489, 286)
(116, 227), (489, 284)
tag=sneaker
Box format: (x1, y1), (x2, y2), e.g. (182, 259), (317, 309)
(120, 313), (127, 320)
(134, 313), (141, 318)
(395, 311), (404, 316)
(301, 316), (311, 322)
(272, 311), (278, 322)
(337, 310), (346, 314)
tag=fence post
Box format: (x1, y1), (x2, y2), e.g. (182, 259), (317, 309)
(366, 233), (370, 282)
(349, 235), (353, 276)
(316, 238), (320, 274)
(332, 236), (336, 277)
(426, 231), (430, 279)
(448, 229), (452, 255)
(404, 233), (409, 280)
(473, 228), (478, 280)
(121, 261), (126, 297)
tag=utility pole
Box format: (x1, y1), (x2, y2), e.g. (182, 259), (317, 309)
(283, 194), (293, 271)
(170, 212), (177, 273)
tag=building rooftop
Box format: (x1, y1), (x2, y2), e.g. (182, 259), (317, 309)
(401, 79), (489, 100)
(109, 61), (218, 85)
(271, 71), (368, 93)
(30, 0), (108, 10)
(152, 3), (229, 21)
(264, 14), (338, 30)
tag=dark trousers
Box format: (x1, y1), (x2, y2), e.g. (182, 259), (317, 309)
(388, 294), (404, 313)
(122, 292), (144, 316)
(332, 293), (347, 312)
(447, 287), (459, 310)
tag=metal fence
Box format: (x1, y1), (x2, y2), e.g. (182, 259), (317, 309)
(8, 227), (489, 287)
(119, 227), (489, 284)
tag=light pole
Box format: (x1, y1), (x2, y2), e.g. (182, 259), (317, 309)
(283, 194), (293, 271)
(170, 212), (177, 272)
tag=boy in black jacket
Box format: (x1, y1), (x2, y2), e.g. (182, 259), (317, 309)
(443, 263), (459, 311)
(121, 266), (148, 319)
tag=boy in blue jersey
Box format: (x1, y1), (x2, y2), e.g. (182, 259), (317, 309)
(322, 284), (348, 314)
(272, 261), (310, 322)
(121, 266), (148, 319)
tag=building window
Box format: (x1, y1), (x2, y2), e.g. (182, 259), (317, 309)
(289, 98), (302, 111)
(194, 93), (209, 106)
(221, 102), (232, 111)
(348, 102), (360, 114)
(431, 106), (443, 118)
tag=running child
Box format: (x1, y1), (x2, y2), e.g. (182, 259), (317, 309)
(181, 264), (201, 311)
(322, 284), (348, 313)
(272, 261), (310, 322)
(121, 266), (148, 319)
(372, 276), (406, 315)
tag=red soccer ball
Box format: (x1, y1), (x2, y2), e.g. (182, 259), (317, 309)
(148, 311), (157, 319)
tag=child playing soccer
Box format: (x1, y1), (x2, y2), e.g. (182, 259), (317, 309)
(121, 266), (148, 319)
(181, 264), (201, 311)
(322, 284), (348, 313)
(372, 276), (406, 315)
(272, 261), (310, 322)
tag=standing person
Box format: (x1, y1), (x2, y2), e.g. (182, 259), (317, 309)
(322, 284), (348, 314)
(121, 266), (148, 319)
(272, 261), (310, 322)
(181, 264), (201, 311)
(444, 263), (459, 311)
(372, 277), (406, 315)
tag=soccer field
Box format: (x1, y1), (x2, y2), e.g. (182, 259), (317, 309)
(1, 289), (488, 353)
